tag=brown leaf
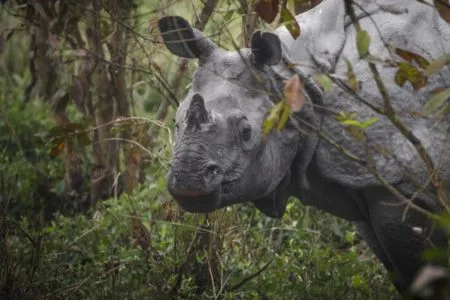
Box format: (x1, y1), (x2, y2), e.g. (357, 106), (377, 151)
(410, 265), (449, 298)
(50, 142), (65, 158)
(411, 74), (428, 90)
(395, 47), (429, 69)
(435, 0), (450, 23)
(255, 0), (279, 23)
(284, 74), (305, 112)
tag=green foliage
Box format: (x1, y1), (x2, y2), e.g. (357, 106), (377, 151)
(312, 73), (333, 93)
(356, 30), (371, 59)
(0, 84), (63, 218)
(424, 88), (450, 116)
(2, 191), (394, 299)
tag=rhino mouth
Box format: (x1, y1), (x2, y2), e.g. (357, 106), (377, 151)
(173, 186), (221, 213)
(173, 179), (239, 213)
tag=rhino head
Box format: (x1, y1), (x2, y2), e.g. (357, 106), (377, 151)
(160, 16), (305, 218)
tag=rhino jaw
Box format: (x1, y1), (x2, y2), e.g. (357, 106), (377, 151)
(169, 185), (222, 214)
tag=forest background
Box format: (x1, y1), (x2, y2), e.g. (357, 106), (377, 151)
(1, 0), (449, 299)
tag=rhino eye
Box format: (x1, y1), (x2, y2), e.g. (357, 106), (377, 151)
(241, 123), (252, 141)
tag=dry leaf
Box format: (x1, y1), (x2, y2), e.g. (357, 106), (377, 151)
(284, 74), (305, 112)
(255, 0), (279, 23)
(50, 142), (65, 158)
(435, 0), (450, 23)
(410, 265), (449, 298)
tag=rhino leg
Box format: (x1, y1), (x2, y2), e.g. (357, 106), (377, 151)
(362, 187), (448, 294)
(356, 222), (407, 294)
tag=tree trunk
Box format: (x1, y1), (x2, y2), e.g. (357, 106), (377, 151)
(86, 0), (117, 203)
(108, 0), (137, 193)
(26, 2), (83, 200)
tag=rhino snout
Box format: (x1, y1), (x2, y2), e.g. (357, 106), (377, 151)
(167, 162), (223, 197)
(166, 162), (224, 213)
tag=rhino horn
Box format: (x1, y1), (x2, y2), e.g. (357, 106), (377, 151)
(158, 16), (217, 60)
(186, 94), (209, 131)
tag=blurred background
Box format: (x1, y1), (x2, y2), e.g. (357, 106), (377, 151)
(0, 0), (395, 299)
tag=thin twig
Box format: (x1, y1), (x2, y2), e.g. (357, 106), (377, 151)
(228, 259), (274, 291)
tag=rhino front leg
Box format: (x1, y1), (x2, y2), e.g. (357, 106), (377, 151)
(363, 187), (448, 295)
(356, 222), (408, 294)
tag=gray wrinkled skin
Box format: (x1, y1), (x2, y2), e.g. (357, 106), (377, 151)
(160, 0), (450, 296)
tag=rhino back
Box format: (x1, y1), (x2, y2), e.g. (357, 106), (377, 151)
(312, 1), (450, 196)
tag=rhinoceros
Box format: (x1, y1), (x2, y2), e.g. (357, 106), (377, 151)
(158, 0), (450, 295)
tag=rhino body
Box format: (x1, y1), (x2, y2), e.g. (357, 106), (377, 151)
(159, 0), (450, 295)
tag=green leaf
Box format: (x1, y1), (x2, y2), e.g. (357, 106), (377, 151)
(312, 73), (333, 93)
(394, 62), (428, 90)
(280, 6), (300, 39)
(263, 102), (284, 136)
(394, 68), (407, 87)
(340, 119), (362, 127)
(344, 231), (357, 244)
(352, 274), (368, 289)
(277, 103), (291, 130)
(423, 88), (450, 115)
(356, 30), (371, 58)
(361, 117), (380, 129)
(52, 180), (66, 196)
(424, 53), (450, 75)
(363, 54), (385, 65)
(336, 111), (357, 122)
(344, 58), (358, 92)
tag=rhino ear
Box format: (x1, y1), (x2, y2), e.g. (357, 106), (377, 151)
(158, 16), (217, 60)
(251, 31), (282, 66)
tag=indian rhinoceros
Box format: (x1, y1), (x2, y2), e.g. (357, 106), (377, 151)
(158, 0), (450, 296)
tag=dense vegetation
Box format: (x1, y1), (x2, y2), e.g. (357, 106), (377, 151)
(1, 0), (449, 299)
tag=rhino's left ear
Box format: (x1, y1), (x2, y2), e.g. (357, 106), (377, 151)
(158, 16), (217, 60)
(251, 31), (282, 66)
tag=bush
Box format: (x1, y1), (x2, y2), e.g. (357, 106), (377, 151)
(2, 183), (395, 298)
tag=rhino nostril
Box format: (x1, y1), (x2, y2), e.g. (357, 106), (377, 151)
(205, 164), (220, 180)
